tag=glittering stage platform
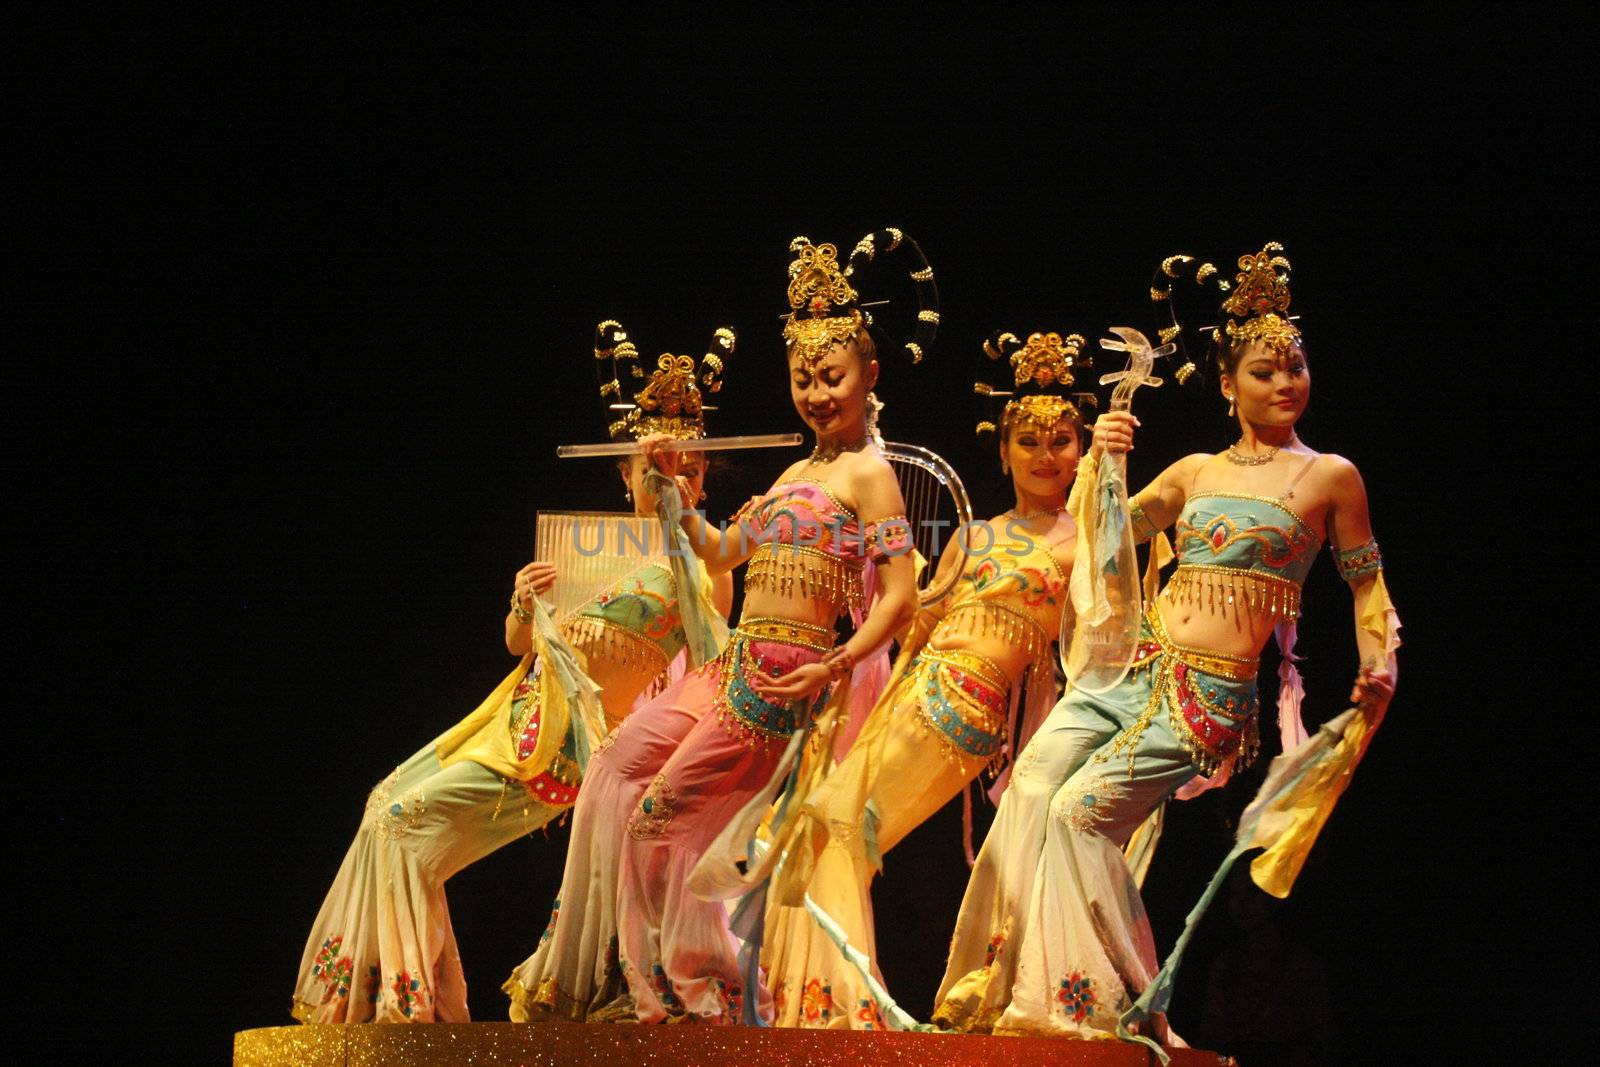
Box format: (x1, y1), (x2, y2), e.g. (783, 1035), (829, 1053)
(234, 1022), (1230, 1066)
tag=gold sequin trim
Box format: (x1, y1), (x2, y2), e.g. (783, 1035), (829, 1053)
(561, 615), (673, 676)
(1162, 564), (1302, 620)
(745, 543), (865, 613)
(920, 645), (1011, 692)
(736, 615), (837, 652)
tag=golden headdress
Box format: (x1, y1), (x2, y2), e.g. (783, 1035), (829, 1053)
(974, 330), (1097, 438)
(594, 320), (735, 441)
(782, 228), (940, 368)
(1152, 241), (1302, 383)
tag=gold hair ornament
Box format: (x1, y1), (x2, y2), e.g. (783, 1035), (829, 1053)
(1220, 243), (1300, 354)
(596, 320), (734, 441)
(783, 238), (867, 368)
(975, 329), (1095, 437)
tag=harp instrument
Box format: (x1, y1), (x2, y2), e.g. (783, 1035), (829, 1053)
(534, 510), (671, 623)
(881, 441), (973, 606)
(547, 432), (802, 616)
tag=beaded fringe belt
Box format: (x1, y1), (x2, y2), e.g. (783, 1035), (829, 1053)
(744, 543), (865, 613)
(915, 647), (1011, 763)
(1100, 607), (1261, 777)
(714, 616), (836, 747)
(934, 600), (1052, 687)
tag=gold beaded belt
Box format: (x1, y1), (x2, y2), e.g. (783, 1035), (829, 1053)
(1141, 604), (1259, 681)
(735, 615), (837, 653)
(920, 645), (1012, 694)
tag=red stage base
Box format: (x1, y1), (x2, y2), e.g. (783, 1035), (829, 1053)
(234, 1022), (1231, 1066)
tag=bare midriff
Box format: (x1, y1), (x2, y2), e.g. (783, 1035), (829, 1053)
(1155, 594), (1281, 661)
(924, 626), (1036, 690)
(739, 585), (844, 633)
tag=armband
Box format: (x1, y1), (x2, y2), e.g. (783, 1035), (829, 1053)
(1333, 539), (1383, 583)
(864, 514), (912, 562)
(1129, 500), (1159, 545)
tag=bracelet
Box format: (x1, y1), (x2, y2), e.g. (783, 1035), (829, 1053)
(509, 593), (535, 624)
(823, 645), (855, 679)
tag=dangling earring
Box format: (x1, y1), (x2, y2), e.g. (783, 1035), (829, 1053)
(1226, 395), (1235, 418)
(865, 390), (885, 445)
(1000, 456), (1010, 475)
(625, 487), (633, 503)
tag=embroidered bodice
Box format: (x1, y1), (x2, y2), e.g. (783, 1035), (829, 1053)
(733, 478), (908, 613)
(1166, 493), (1321, 619)
(931, 529), (1069, 684)
(561, 562), (687, 676)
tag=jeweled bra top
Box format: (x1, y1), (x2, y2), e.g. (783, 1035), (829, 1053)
(932, 527), (1069, 686)
(732, 479), (908, 614)
(1165, 458), (1322, 619)
(561, 562), (687, 676)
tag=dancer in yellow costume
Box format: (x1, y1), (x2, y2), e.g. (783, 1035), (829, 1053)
(291, 322), (732, 1023)
(763, 330), (1096, 1029)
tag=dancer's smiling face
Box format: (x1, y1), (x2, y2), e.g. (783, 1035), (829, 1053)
(788, 334), (879, 439)
(1003, 415), (1082, 499)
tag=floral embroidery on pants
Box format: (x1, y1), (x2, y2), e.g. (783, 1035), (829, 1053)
(1051, 772), (1128, 835)
(801, 977), (834, 1024)
(984, 931), (1007, 968)
(709, 977), (743, 1019)
(626, 774), (678, 840)
(648, 963), (684, 1014)
(311, 936), (353, 1001)
(539, 898), (560, 944)
(389, 971), (427, 1018)
(1056, 970), (1098, 1023)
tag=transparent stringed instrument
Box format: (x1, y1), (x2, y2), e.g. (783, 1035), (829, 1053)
(881, 441), (973, 606)
(1063, 327), (1176, 693)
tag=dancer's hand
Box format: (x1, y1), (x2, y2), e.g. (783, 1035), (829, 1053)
(638, 432), (681, 477)
(750, 662), (834, 701)
(1091, 411), (1139, 455)
(1351, 663), (1394, 713)
(674, 474), (702, 509)
(513, 561), (558, 608)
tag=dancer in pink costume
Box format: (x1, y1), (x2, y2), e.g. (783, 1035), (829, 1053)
(507, 230), (937, 1024)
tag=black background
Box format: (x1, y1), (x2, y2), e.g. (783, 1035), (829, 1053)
(9, 12), (1587, 1064)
